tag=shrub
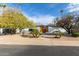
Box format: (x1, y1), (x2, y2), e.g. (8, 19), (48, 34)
(72, 32), (79, 37)
(71, 28), (79, 37)
(31, 29), (41, 38)
(60, 32), (65, 36)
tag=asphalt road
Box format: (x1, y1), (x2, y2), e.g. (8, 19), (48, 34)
(0, 45), (79, 56)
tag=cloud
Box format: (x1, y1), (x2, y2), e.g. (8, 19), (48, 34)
(66, 3), (79, 12)
(24, 14), (55, 25)
(47, 3), (57, 8)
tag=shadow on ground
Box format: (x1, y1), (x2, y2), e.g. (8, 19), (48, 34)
(0, 45), (79, 56)
(20, 35), (34, 38)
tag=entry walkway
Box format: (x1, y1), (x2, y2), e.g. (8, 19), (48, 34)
(0, 34), (79, 46)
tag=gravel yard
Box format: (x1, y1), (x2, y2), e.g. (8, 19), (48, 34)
(0, 34), (79, 46)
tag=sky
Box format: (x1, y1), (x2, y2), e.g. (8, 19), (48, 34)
(0, 3), (79, 25)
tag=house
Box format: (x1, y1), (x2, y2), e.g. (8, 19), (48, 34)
(36, 24), (66, 34)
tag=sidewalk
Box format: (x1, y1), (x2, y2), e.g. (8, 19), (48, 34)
(0, 34), (79, 46)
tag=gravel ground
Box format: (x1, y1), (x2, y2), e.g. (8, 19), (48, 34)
(0, 34), (79, 46)
(0, 34), (79, 56)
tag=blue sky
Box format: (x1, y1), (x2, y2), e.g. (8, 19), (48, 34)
(1, 3), (79, 25)
(7, 3), (68, 16)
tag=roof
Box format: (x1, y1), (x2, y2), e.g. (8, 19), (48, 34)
(36, 24), (59, 27)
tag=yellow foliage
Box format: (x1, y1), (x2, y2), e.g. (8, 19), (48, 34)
(0, 11), (36, 29)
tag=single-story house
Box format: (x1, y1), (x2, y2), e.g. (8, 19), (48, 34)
(36, 24), (66, 34)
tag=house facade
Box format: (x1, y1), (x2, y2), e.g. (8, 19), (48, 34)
(36, 24), (66, 33)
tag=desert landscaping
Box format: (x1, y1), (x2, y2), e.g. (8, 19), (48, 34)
(0, 34), (79, 46)
(0, 3), (79, 56)
(0, 4), (78, 47)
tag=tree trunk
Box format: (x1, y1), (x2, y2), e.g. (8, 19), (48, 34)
(67, 29), (71, 34)
(63, 28), (71, 34)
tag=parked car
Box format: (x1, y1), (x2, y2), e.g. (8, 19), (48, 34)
(0, 28), (16, 35)
(3, 28), (16, 35)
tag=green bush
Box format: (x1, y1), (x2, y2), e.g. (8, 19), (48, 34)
(72, 32), (79, 37)
(60, 32), (65, 36)
(31, 29), (41, 38)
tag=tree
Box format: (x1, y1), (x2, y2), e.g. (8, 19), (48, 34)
(75, 16), (79, 28)
(56, 15), (73, 34)
(0, 7), (36, 29)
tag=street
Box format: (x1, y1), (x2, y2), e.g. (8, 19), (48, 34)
(0, 45), (79, 56)
(0, 34), (79, 56)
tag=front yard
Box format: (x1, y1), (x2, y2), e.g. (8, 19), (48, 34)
(0, 34), (79, 46)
